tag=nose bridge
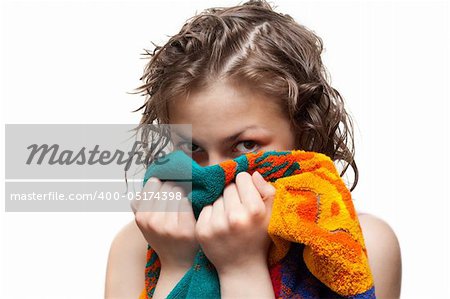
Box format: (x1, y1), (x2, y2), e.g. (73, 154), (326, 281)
(207, 150), (227, 166)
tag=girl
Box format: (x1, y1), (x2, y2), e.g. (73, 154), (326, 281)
(105, 0), (401, 298)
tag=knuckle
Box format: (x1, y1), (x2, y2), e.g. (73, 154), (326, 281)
(172, 185), (185, 195)
(247, 204), (265, 218)
(227, 212), (249, 229)
(265, 186), (276, 198)
(147, 215), (162, 230)
(135, 213), (159, 233)
(211, 221), (228, 235)
(163, 222), (177, 235)
(195, 225), (212, 241)
(134, 212), (145, 225)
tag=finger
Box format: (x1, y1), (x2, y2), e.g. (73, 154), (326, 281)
(211, 196), (227, 231)
(162, 184), (184, 212)
(223, 183), (243, 213)
(178, 196), (195, 226)
(223, 183), (247, 226)
(143, 180), (172, 232)
(162, 185), (184, 231)
(171, 184), (187, 223)
(133, 177), (162, 232)
(159, 181), (178, 215)
(134, 177), (161, 213)
(252, 171), (276, 202)
(223, 184), (247, 228)
(196, 205), (213, 236)
(235, 172), (265, 215)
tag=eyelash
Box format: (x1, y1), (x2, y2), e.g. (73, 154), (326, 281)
(176, 140), (260, 154)
(233, 140), (260, 153)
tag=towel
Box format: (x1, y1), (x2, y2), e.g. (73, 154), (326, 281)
(138, 149), (376, 299)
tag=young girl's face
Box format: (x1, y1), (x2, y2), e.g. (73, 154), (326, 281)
(168, 79), (296, 166)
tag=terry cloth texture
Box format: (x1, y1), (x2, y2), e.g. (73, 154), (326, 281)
(138, 150), (376, 299)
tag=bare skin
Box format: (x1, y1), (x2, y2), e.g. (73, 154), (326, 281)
(105, 79), (402, 299)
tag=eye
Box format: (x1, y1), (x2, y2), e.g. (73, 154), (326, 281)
(177, 142), (201, 154)
(234, 140), (260, 153)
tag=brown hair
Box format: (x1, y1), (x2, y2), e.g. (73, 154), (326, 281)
(133, 0), (359, 191)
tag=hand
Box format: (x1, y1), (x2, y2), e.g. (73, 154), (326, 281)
(131, 177), (199, 270)
(195, 171), (276, 274)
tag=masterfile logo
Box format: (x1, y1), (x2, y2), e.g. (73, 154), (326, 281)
(4, 124), (192, 212)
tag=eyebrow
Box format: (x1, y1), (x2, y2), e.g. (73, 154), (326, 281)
(172, 125), (263, 145)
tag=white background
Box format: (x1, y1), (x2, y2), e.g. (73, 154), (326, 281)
(1, 0), (449, 298)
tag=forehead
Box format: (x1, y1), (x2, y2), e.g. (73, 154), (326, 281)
(168, 80), (285, 125)
(167, 79), (291, 147)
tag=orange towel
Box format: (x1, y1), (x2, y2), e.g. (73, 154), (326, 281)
(138, 150), (375, 298)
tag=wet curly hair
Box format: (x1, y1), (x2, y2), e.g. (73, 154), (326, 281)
(133, 0), (359, 191)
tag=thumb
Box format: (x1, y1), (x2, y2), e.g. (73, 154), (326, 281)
(252, 171), (276, 202)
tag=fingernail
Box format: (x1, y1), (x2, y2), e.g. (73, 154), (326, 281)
(267, 182), (276, 193)
(253, 171), (265, 183)
(254, 171), (275, 193)
(148, 176), (160, 183)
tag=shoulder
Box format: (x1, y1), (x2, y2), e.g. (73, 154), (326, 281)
(357, 212), (402, 299)
(105, 220), (148, 298)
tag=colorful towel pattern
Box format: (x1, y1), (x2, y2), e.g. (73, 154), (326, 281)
(138, 150), (376, 298)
